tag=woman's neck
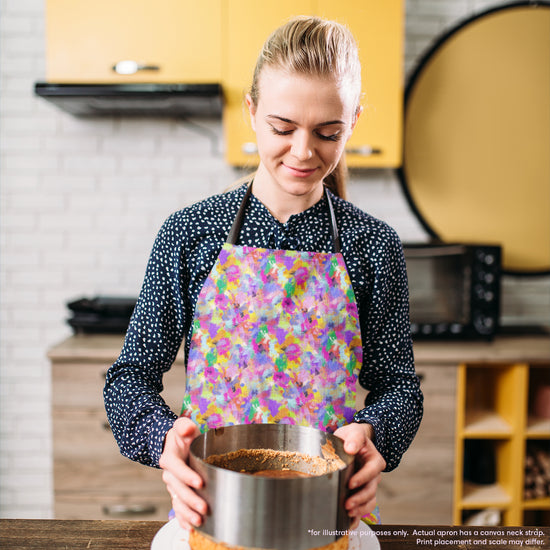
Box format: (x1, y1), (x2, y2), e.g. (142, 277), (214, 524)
(251, 166), (324, 223)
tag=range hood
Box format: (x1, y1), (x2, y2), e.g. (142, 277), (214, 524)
(34, 82), (223, 117)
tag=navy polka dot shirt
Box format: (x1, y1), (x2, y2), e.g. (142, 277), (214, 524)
(103, 184), (423, 471)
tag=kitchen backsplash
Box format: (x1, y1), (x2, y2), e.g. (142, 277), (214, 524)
(1, 0), (547, 519)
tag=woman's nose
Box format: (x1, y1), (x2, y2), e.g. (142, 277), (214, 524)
(290, 131), (313, 161)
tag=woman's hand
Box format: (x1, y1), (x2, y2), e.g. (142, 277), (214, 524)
(159, 417), (207, 531)
(334, 422), (386, 528)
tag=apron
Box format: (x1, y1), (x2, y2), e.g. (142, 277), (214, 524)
(175, 184), (382, 524)
(181, 184), (362, 433)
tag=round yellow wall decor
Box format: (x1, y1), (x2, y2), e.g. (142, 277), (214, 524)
(399, 2), (550, 274)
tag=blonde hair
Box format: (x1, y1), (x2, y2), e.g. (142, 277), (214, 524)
(249, 16), (362, 199)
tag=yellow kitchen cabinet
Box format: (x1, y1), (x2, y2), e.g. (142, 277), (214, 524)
(317, 1), (404, 168)
(453, 362), (550, 526)
(223, 0), (404, 168)
(222, 0), (315, 169)
(45, 0), (222, 83)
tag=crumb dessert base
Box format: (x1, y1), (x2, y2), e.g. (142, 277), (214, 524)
(204, 446), (344, 477)
(189, 529), (349, 550)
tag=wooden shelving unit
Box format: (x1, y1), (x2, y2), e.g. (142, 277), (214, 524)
(453, 361), (550, 526)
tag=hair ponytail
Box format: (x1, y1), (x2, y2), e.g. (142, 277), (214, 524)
(324, 158), (348, 200)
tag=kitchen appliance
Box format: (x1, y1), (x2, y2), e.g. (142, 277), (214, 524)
(34, 82), (223, 117)
(189, 423), (354, 550)
(66, 296), (136, 333)
(403, 243), (501, 339)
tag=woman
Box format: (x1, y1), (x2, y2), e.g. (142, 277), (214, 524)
(104, 15), (423, 532)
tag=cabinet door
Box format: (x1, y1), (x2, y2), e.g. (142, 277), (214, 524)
(223, 1), (404, 167)
(222, 0), (316, 167)
(377, 365), (456, 524)
(51, 354), (186, 520)
(45, 0), (222, 83)
(317, 0), (404, 167)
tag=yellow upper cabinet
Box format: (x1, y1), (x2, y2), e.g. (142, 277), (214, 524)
(221, 0), (316, 169)
(45, 0), (222, 83)
(317, 1), (404, 168)
(223, 0), (404, 167)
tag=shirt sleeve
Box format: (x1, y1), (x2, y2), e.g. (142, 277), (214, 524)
(353, 229), (424, 472)
(103, 213), (187, 468)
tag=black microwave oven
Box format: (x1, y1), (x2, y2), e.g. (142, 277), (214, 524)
(403, 243), (502, 340)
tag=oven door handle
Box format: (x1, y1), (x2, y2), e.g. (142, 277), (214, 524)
(404, 245), (466, 258)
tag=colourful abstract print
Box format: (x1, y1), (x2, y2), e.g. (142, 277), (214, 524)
(181, 243), (363, 433)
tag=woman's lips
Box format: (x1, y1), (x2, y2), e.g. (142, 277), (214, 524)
(282, 163), (317, 178)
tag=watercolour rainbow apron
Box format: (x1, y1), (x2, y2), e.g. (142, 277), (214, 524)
(180, 184), (381, 523)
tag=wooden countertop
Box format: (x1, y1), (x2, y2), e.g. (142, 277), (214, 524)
(411, 334), (550, 365)
(47, 333), (550, 365)
(0, 520), (548, 549)
(47, 334), (186, 364)
(0, 520), (163, 550)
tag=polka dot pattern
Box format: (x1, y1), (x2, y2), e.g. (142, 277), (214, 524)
(104, 184), (423, 471)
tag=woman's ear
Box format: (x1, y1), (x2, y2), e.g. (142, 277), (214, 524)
(345, 105), (362, 143)
(351, 105), (363, 131)
(245, 93), (257, 132)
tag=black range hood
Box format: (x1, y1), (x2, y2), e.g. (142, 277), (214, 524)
(34, 82), (223, 117)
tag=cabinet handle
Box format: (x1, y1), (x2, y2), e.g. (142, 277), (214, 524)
(112, 60), (161, 75)
(345, 145), (382, 156)
(102, 503), (157, 516)
(241, 142), (258, 155)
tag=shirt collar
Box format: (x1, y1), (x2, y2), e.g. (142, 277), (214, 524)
(246, 183), (331, 229)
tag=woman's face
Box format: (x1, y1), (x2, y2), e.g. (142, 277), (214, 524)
(247, 67), (359, 203)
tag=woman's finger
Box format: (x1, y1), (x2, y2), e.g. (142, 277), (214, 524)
(159, 418), (208, 529)
(349, 495), (378, 523)
(163, 467), (208, 528)
(160, 450), (204, 490)
(348, 450), (385, 490)
(162, 469), (206, 508)
(159, 418), (204, 490)
(171, 490), (204, 530)
(345, 474), (380, 514)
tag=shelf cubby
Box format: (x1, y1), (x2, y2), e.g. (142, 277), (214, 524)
(454, 361), (550, 526)
(461, 508), (505, 526)
(522, 509), (550, 526)
(526, 365), (550, 437)
(462, 364), (524, 436)
(523, 439), (550, 508)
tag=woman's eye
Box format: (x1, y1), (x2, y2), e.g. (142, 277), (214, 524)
(317, 131), (341, 142)
(269, 125), (293, 136)
(268, 123), (341, 141)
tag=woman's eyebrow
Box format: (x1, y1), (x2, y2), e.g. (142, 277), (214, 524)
(266, 115), (296, 124)
(266, 114), (345, 127)
(317, 120), (345, 127)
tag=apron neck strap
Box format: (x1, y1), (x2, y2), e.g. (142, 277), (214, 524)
(226, 183), (253, 246)
(226, 183), (341, 253)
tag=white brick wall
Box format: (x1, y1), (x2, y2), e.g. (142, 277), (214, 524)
(1, 0), (548, 518)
